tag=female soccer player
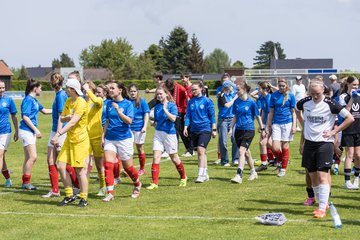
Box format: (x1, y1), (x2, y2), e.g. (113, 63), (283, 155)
(229, 82), (265, 183)
(102, 82), (141, 202)
(265, 79), (296, 177)
(19, 79), (52, 190)
(42, 73), (68, 198)
(129, 84), (150, 175)
(0, 80), (18, 188)
(184, 82), (216, 183)
(146, 87), (187, 190)
(297, 79), (353, 218)
(83, 81), (106, 196)
(51, 78), (90, 207)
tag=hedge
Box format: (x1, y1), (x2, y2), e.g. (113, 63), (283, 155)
(10, 79), (222, 91)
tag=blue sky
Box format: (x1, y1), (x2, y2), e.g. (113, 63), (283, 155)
(1, 0), (359, 71)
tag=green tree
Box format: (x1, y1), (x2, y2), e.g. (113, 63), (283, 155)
(204, 48), (231, 73)
(18, 65), (29, 80)
(79, 38), (135, 79)
(52, 53), (75, 68)
(232, 60), (245, 68)
(253, 41), (286, 69)
(144, 44), (165, 72)
(162, 26), (190, 74)
(187, 34), (205, 73)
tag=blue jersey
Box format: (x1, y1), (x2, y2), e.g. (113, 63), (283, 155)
(130, 97), (150, 131)
(105, 99), (134, 141)
(216, 86), (222, 95)
(259, 93), (271, 125)
(0, 96), (17, 134)
(232, 97), (259, 130)
(154, 102), (178, 134)
(20, 95), (44, 133)
(102, 98), (110, 128)
(269, 91), (296, 124)
(185, 96), (216, 133)
(51, 90), (68, 132)
(217, 91), (236, 119)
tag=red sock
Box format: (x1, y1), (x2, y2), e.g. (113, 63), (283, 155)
(176, 161), (186, 179)
(66, 164), (79, 188)
(260, 154), (268, 163)
(104, 161), (115, 194)
(217, 151), (221, 160)
(114, 157), (121, 178)
(267, 148), (275, 161)
(2, 169), (10, 179)
(22, 174), (31, 184)
(273, 150), (283, 164)
(281, 148), (289, 169)
(335, 159), (341, 165)
(138, 153), (146, 170)
(151, 163), (160, 185)
(124, 165), (140, 187)
(48, 165), (59, 193)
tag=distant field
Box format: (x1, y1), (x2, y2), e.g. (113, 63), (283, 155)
(0, 91), (359, 239)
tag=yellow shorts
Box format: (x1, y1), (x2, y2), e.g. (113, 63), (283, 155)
(58, 137), (90, 168)
(89, 137), (103, 158)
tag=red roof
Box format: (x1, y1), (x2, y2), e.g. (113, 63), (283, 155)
(0, 60), (13, 76)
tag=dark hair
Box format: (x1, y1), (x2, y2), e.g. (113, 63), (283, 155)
(165, 78), (175, 91)
(25, 79), (41, 95)
(128, 84), (140, 108)
(259, 81), (272, 94)
(50, 72), (64, 91)
(114, 82), (129, 99)
(342, 76), (357, 94)
(237, 82), (251, 93)
(180, 72), (191, 79)
(192, 81), (204, 89)
(153, 72), (163, 81)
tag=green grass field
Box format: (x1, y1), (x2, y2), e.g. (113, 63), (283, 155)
(1, 91), (359, 239)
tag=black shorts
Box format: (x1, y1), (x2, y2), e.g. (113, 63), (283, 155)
(302, 140), (333, 172)
(191, 132), (211, 148)
(341, 133), (360, 147)
(234, 130), (255, 149)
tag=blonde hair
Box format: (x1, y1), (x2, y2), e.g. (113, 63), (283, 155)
(50, 72), (64, 91)
(278, 78), (289, 105)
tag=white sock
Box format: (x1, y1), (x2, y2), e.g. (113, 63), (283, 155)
(318, 184), (330, 211)
(251, 168), (256, 173)
(198, 168), (205, 176)
(312, 185), (320, 202)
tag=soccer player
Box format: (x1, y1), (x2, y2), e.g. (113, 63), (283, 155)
(146, 87), (187, 190)
(42, 73), (68, 198)
(265, 79), (296, 177)
(229, 82), (265, 183)
(129, 84), (150, 176)
(296, 79), (353, 218)
(51, 78), (90, 207)
(19, 79), (52, 190)
(0, 80), (18, 188)
(102, 82), (141, 202)
(184, 82), (216, 183)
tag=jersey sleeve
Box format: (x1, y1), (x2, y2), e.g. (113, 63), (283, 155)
(21, 98), (32, 117)
(289, 93), (296, 108)
(218, 93), (227, 106)
(170, 103), (178, 116)
(207, 99), (216, 124)
(56, 94), (66, 114)
(184, 100), (192, 127)
(141, 98), (150, 114)
(9, 99), (17, 114)
(73, 98), (87, 117)
(125, 101), (134, 119)
(325, 97), (345, 115)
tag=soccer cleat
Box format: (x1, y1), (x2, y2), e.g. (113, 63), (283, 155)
(78, 198), (88, 207)
(195, 175), (209, 183)
(22, 183), (38, 190)
(181, 152), (193, 157)
(231, 174), (242, 184)
(131, 183), (141, 199)
(102, 193), (115, 202)
(313, 209), (326, 218)
(4, 178), (12, 188)
(179, 177), (187, 187)
(96, 187), (107, 196)
(268, 161), (276, 167)
(353, 178), (359, 189)
(255, 164), (268, 172)
(213, 159), (221, 165)
(222, 163), (231, 167)
(114, 177), (121, 185)
(233, 160), (239, 166)
(146, 183), (158, 190)
(138, 169), (146, 176)
(57, 195), (76, 206)
(344, 181), (359, 190)
(277, 170), (286, 177)
(248, 172), (258, 181)
(42, 191), (61, 198)
(304, 197), (316, 206)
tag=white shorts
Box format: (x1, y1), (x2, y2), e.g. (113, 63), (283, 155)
(47, 131), (67, 152)
(104, 137), (134, 161)
(132, 130), (146, 145)
(0, 134), (11, 150)
(153, 130), (178, 154)
(272, 123), (294, 142)
(19, 129), (36, 147)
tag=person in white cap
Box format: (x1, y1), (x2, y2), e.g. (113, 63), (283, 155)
(292, 76), (306, 131)
(328, 75), (340, 98)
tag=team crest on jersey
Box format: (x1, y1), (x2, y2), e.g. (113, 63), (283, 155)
(191, 104), (195, 110)
(352, 103), (360, 112)
(245, 106), (249, 111)
(1, 102), (6, 107)
(200, 104), (204, 109)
